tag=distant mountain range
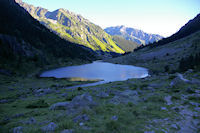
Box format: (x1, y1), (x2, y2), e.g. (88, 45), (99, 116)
(104, 25), (163, 45)
(16, 0), (130, 54)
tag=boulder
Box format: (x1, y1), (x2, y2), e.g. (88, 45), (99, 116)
(24, 117), (36, 125)
(111, 115), (118, 121)
(50, 93), (96, 113)
(13, 126), (23, 133)
(61, 129), (74, 133)
(109, 90), (139, 104)
(164, 96), (172, 105)
(73, 114), (90, 123)
(170, 74), (189, 88)
(96, 91), (109, 98)
(50, 102), (69, 110)
(41, 122), (57, 132)
(70, 93), (96, 109)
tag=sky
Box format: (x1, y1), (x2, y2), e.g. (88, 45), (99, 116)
(22, 0), (200, 37)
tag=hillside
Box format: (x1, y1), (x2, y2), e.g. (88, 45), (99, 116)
(112, 36), (140, 52)
(16, 0), (125, 54)
(0, 0), (96, 75)
(142, 13), (200, 48)
(105, 25), (163, 45)
(106, 14), (200, 73)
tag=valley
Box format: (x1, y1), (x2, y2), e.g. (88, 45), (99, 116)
(0, 0), (200, 133)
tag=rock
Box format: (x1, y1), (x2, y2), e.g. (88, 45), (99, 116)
(1, 117), (11, 125)
(161, 107), (167, 111)
(148, 83), (164, 89)
(171, 124), (178, 129)
(190, 78), (200, 85)
(34, 88), (54, 96)
(12, 113), (25, 119)
(121, 89), (138, 96)
(186, 87), (195, 93)
(61, 129), (74, 133)
(170, 73), (189, 88)
(0, 99), (9, 104)
(164, 96), (172, 105)
(111, 115), (118, 121)
(50, 93), (96, 114)
(73, 114), (90, 123)
(13, 126), (23, 133)
(50, 102), (69, 110)
(60, 93), (68, 97)
(24, 117), (36, 125)
(79, 122), (84, 126)
(144, 131), (155, 133)
(96, 92), (109, 98)
(144, 86), (155, 92)
(41, 122), (57, 132)
(110, 90), (139, 104)
(70, 93), (96, 109)
(185, 69), (193, 75)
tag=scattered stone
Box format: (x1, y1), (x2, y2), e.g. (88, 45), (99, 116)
(34, 88), (54, 96)
(164, 96), (172, 105)
(170, 73), (189, 88)
(184, 69), (193, 75)
(171, 124), (178, 129)
(144, 86), (155, 92)
(23, 117), (36, 125)
(144, 131), (155, 133)
(61, 129), (74, 133)
(190, 78), (200, 85)
(96, 91), (109, 98)
(50, 102), (69, 110)
(111, 115), (118, 121)
(41, 122), (57, 132)
(73, 114), (90, 123)
(12, 113), (25, 119)
(186, 87), (195, 93)
(161, 129), (169, 133)
(69, 93), (97, 109)
(110, 90), (139, 104)
(60, 93), (68, 97)
(161, 107), (167, 111)
(13, 126), (23, 133)
(50, 93), (96, 114)
(148, 82), (164, 89)
(79, 122), (84, 126)
(0, 99), (9, 104)
(1, 117), (11, 125)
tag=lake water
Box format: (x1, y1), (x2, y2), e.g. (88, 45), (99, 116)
(40, 61), (148, 82)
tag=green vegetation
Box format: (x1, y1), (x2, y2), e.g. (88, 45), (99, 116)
(1, 70), (200, 132)
(107, 31), (200, 74)
(112, 35), (140, 52)
(0, 0), (96, 75)
(18, 1), (125, 54)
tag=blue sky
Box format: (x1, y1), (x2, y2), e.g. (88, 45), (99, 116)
(22, 0), (199, 37)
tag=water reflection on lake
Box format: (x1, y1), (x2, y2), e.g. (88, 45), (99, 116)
(40, 61), (148, 82)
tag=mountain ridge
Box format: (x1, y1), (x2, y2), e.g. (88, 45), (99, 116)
(17, 1), (127, 54)
(0, 0), (96, 74)
(104, 25), (163, 45)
